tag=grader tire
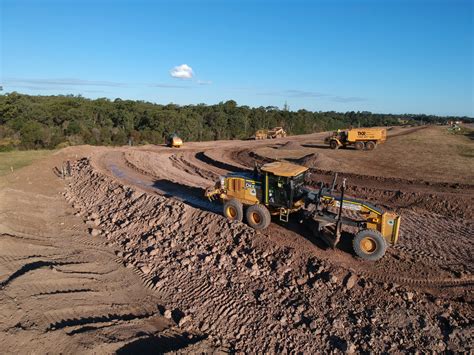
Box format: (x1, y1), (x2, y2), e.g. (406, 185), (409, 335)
(353, 229), (387, 261)
(246, 204), (271, 230)
(223, 199), (243, 222)
(354, 141), (365, 150)
(365, 141), (376, 150)
(329, 140), (339, 149)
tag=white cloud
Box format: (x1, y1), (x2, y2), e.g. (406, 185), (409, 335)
(170, 64), (194, 79)
(197, 80), (212, 85)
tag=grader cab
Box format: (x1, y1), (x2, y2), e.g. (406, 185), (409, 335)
(205, 161), (400, 261)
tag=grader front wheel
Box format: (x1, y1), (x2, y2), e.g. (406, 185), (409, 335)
(223, 199), (243, 222)
(353, 229), (387, 261)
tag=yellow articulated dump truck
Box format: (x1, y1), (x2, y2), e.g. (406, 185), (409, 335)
(325, 128), (387, 150)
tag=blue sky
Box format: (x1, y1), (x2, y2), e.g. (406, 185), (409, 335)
(1, 0), (473, 116)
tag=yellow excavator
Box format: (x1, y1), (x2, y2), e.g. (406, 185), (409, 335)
(205, 161), (400, 261)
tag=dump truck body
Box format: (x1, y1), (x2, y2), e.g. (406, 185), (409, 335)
(346, 128), (386, 142)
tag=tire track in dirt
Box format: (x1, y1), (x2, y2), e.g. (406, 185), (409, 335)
(74, 154), (473, 352)
(119, 147), (470, 285)
(0, 155), (215, 353)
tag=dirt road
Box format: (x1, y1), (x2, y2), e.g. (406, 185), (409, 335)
(1, 125), (472, 352)
(0, 149), (215, 353)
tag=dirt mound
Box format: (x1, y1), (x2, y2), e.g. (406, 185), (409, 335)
(297, 153), (347, 171)
(278, 141), (301, 150)
(63, 157), (472, 353)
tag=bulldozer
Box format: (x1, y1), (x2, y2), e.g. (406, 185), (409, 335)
(205, 161), (400, 261)
(325, 128), (386, 150)
(165, 133), (183, 148)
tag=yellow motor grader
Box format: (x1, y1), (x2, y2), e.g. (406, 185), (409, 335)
(205, 161), (400, 261)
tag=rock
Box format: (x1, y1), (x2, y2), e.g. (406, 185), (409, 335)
(178, 315), (191, 327)
(344, 274), (358, 290)
(164, 309), (172, 319)
(296, 276), (308, 286)
(292, 313), (301, 323)
(347, 343), (357, 354)
(149, 248), (160, 256)
(90, 228), (101, 237)
(140, 265), (152, 274)
(405, 292), (414, 302)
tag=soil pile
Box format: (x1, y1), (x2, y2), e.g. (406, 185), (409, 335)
(278, 141), (301, 150)
(298, 153), (347, 171)
(64, 157), (472, 353)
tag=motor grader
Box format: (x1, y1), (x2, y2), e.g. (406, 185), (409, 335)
(205, 161), (400, 261)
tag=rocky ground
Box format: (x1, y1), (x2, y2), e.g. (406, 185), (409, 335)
(1, 125), (472, 352)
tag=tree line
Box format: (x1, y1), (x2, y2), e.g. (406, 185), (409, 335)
(0, 92), (471, 150)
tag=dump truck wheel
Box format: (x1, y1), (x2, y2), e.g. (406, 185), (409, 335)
(246, 204), (271, 230)
(223, 199), (243, 222)
(355, 141), (365, 150)
(330, 140), (339, 149)
(353, 229), (387, 261)
(366, 141), (376, 150)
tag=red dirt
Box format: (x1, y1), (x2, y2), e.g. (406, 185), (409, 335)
(1, 125), (472, 352)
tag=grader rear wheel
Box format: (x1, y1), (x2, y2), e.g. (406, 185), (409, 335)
(246, 204), (271, 230)
(353, 229), (387, 261)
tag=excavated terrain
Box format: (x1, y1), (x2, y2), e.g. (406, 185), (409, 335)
(1, 125), (473, 352)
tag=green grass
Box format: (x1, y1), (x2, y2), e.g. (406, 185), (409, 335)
(0, 150), (54, 177)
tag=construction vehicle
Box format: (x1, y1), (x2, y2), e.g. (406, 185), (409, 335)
(255, 129), (268, 140)
(165, 133), (183, 148)
(253, 127), (287, 140)
(205, 161), (400, 261)
(267, 126), (287, 139)
(325, 128), (387, 150)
